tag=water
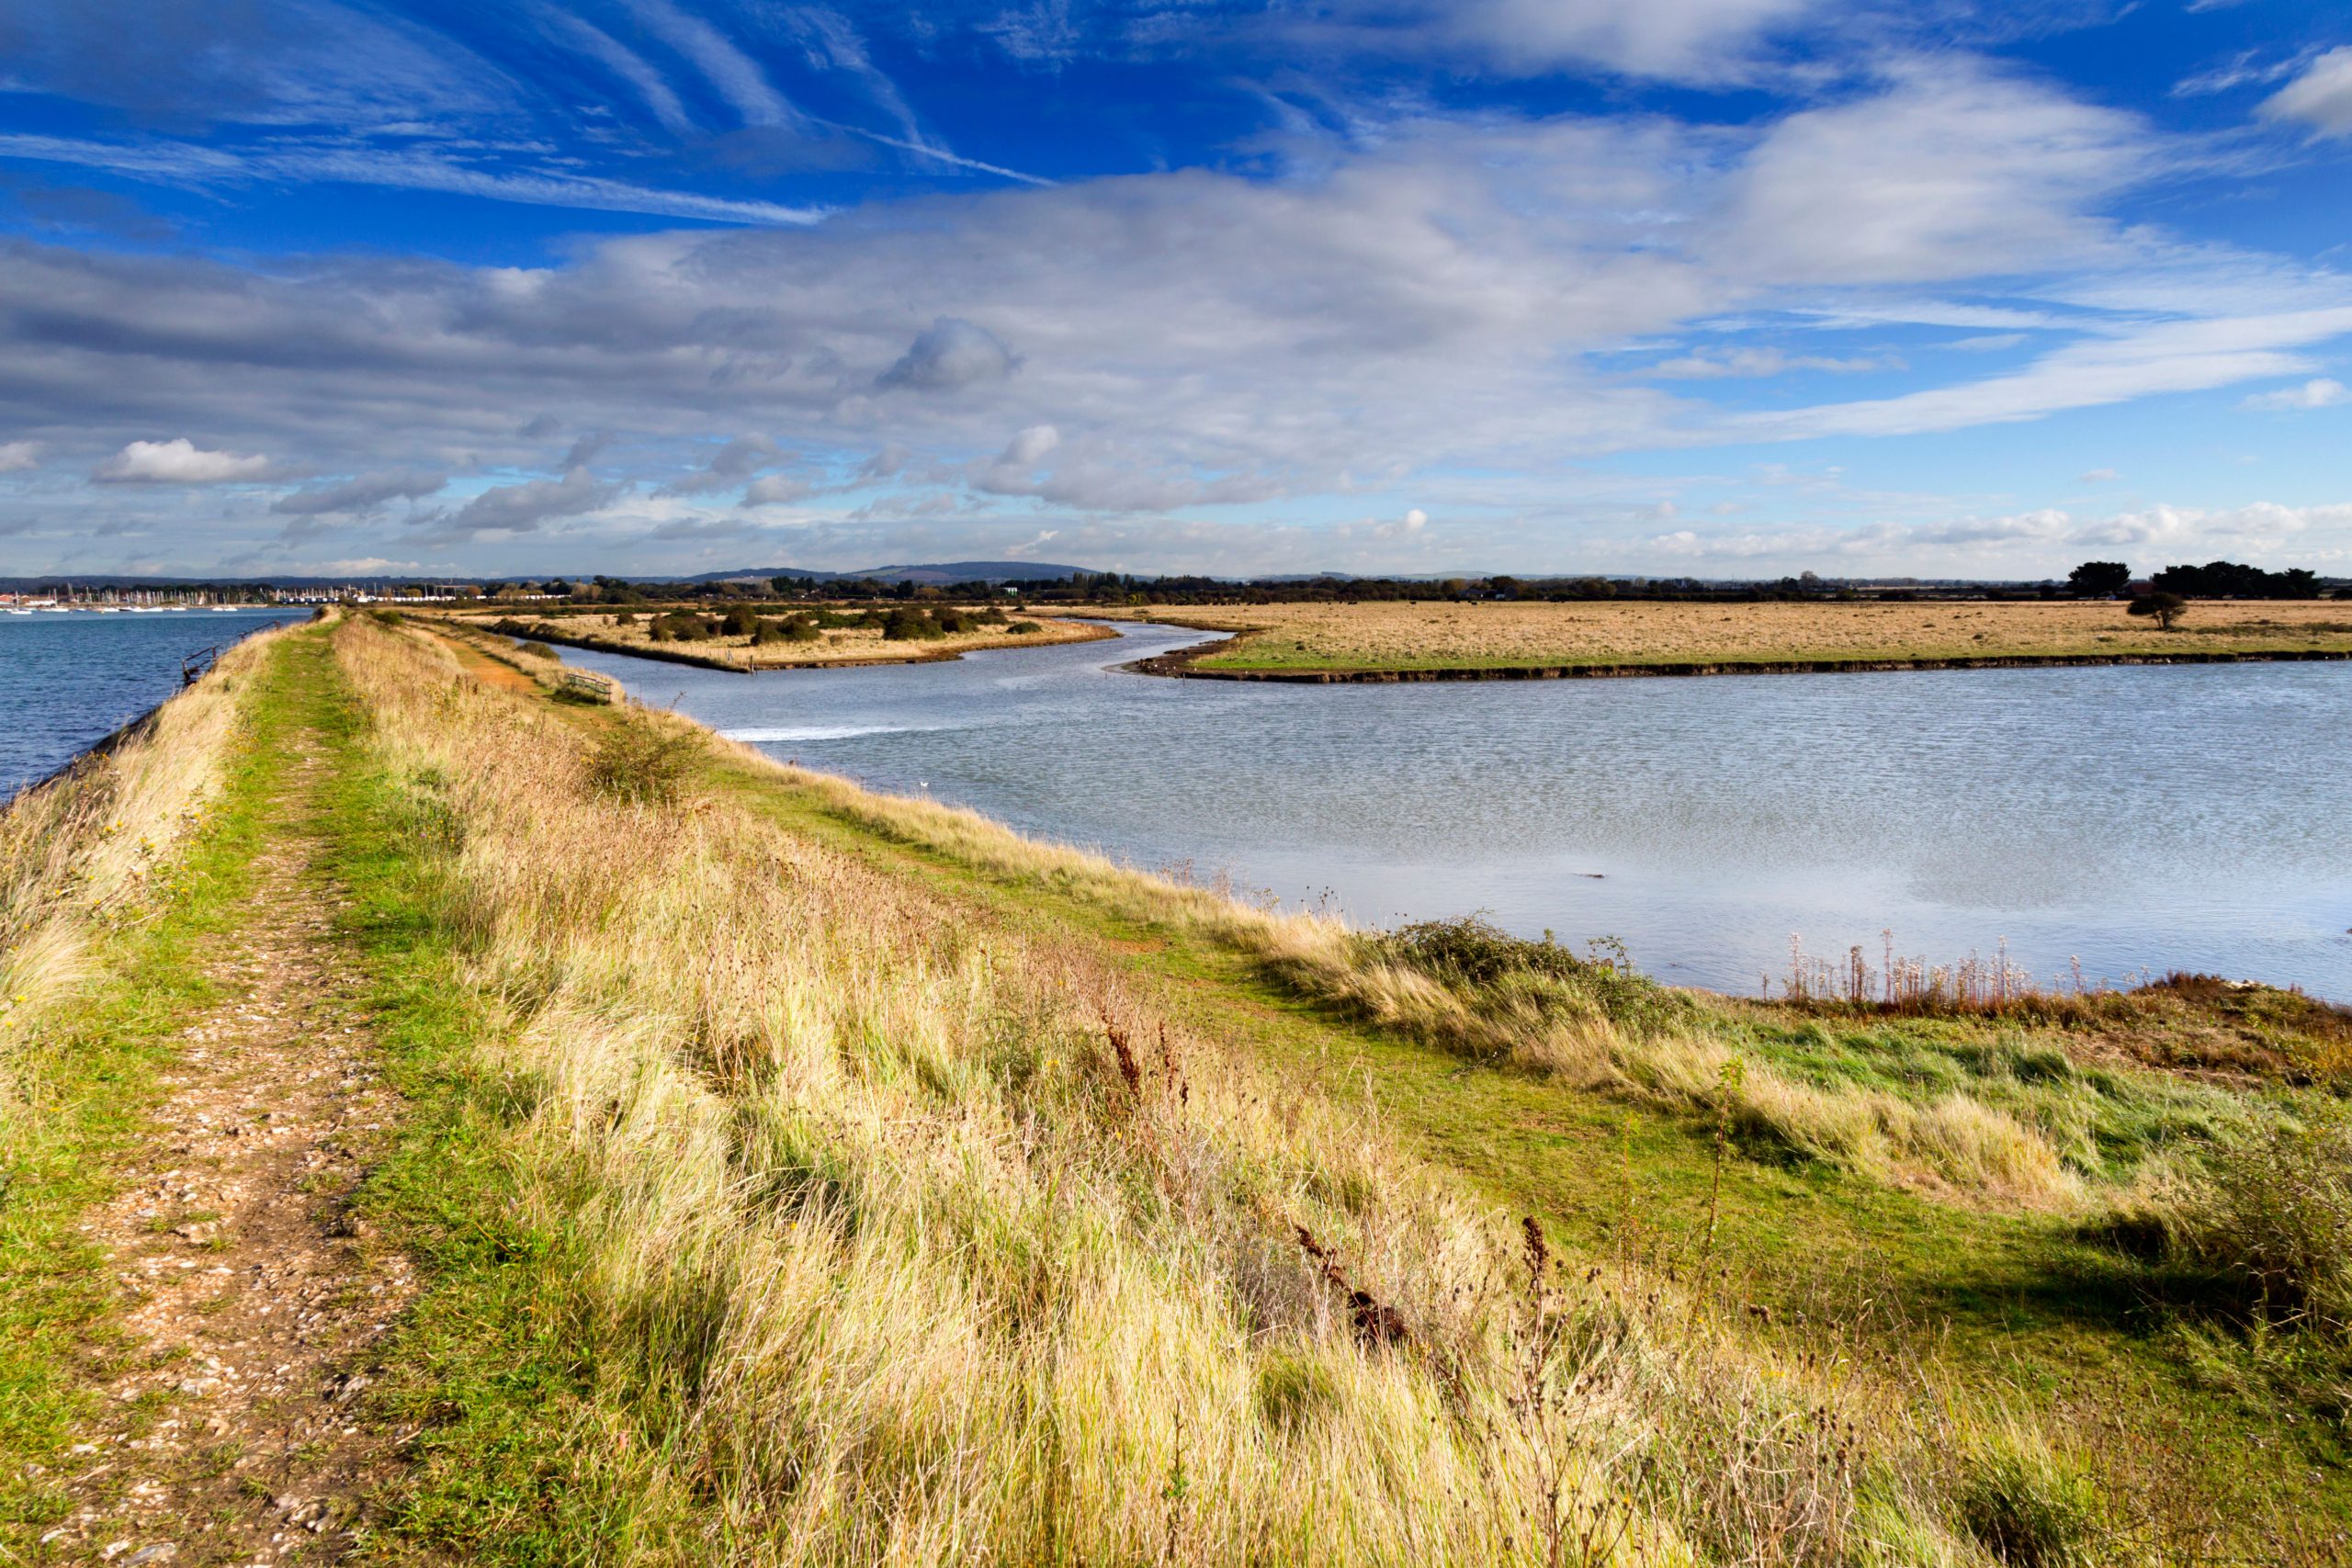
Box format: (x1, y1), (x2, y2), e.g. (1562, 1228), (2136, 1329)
(0, 609), (307, 799)
(414, 623), (2352, 999)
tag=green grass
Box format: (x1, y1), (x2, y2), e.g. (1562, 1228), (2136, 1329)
(288, 632), (687, 1562)
(681, 742), (2352, 1536)
(0, 665), (286, 1547)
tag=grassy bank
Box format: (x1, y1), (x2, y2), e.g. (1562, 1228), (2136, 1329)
(1109, 599), (2352, 676)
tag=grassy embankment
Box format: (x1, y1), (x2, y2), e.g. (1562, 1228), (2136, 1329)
(1110, 599), (2352, 677)
(13, 615), (2351, 1562)
(432, 602), (1114, 671)
(0, 632), (288, 1544)
(335, 614), (2345, 1562)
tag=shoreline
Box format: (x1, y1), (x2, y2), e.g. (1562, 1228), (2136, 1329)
(1119, 633), (2352, 682)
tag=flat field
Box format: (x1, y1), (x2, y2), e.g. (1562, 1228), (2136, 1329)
(443, 605), (1112, 669)
(1122, 597), (2352, 674)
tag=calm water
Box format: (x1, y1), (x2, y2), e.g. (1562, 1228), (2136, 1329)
(0, 609), (306, 799)
(534, 626), (2334, 1000)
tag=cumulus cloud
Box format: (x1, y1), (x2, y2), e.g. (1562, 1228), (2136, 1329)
(2242, 378), (2346, 412)
(0, 441), (40, 473)
(272, 468), (447, 515)
(2260, 48), (2352, 139)
(876, 317), (1018, 392)
(93, 438), (275, 484)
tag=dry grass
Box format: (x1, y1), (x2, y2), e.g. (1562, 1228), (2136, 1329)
(719, 758), (2273, 1212)
(0, 631), (278, 1100)
(439, 606), (1113, 670)
(333, 612), (2069, 1566)
(1113, 600), (2352, 672)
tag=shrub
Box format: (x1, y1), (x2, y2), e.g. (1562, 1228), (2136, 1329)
(2178, 1107), (2352, 1327)
(1364, 917), (1684, 1035)
(582, 723), (700, 807)
(719, 604), (761, 637)
(519, 639), (557, 660)
(1957, 1427), (2106, 1568)
(881, 606), (946, 641)
(1008, 620), (1041, 635)
(2127, 592), (2188, 631)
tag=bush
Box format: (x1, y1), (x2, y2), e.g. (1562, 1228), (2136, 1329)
(2179, 1108), (2352, 1327)
(519, 639), (557, 660)
(582, 723), (699, 807)
(1008, 620), (1041, 635)
(1957, 1428), (2106, 1568)
(2126, 592), (2188, 630)
(1371, 916), (1598, 987)
(719, 604), (761, 637)
(1364, 916), (1685, 1033)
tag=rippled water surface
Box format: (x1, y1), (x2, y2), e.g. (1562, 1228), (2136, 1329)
(588, 624), (2343, 998)
(1, 609), (305, 798)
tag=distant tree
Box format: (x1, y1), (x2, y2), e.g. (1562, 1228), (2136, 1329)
(719, 603), (760, 637)
(2150, 559), (2322, 599)
(2127, 591), (2188, 631)
(2066, 560), (2132, 597)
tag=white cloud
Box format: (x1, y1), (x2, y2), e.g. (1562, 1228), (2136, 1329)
(2259, 48), (2352, 139)
(2242, 378), (2346, 412)
(1001, 424), (1060, 466)
(1717, 65), (2154, 288)
(0, 441), (40, 473)
(94, 438), (275, 484)
(2079, 468), (2119, 482)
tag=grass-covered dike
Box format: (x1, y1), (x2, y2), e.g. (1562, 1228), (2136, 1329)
(7, 611), (2352, 1563)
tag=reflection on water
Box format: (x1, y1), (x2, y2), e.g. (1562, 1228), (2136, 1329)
(562, 622), (2352, 1001)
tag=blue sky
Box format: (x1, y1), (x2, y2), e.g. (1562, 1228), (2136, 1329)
(0, 0), (2347, 580)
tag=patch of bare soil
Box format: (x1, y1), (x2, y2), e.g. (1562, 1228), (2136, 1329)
(36, 746), (414, 1567)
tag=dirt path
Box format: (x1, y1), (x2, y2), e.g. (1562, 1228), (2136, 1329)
(40, 731), (414, 1566)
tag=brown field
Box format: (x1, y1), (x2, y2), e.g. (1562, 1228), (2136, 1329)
(1114, 598), (2352, 674)
(435, 605), (1114, 670)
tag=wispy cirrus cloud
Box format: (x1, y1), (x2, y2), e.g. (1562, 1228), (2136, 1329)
(0, 132), (828, 226)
